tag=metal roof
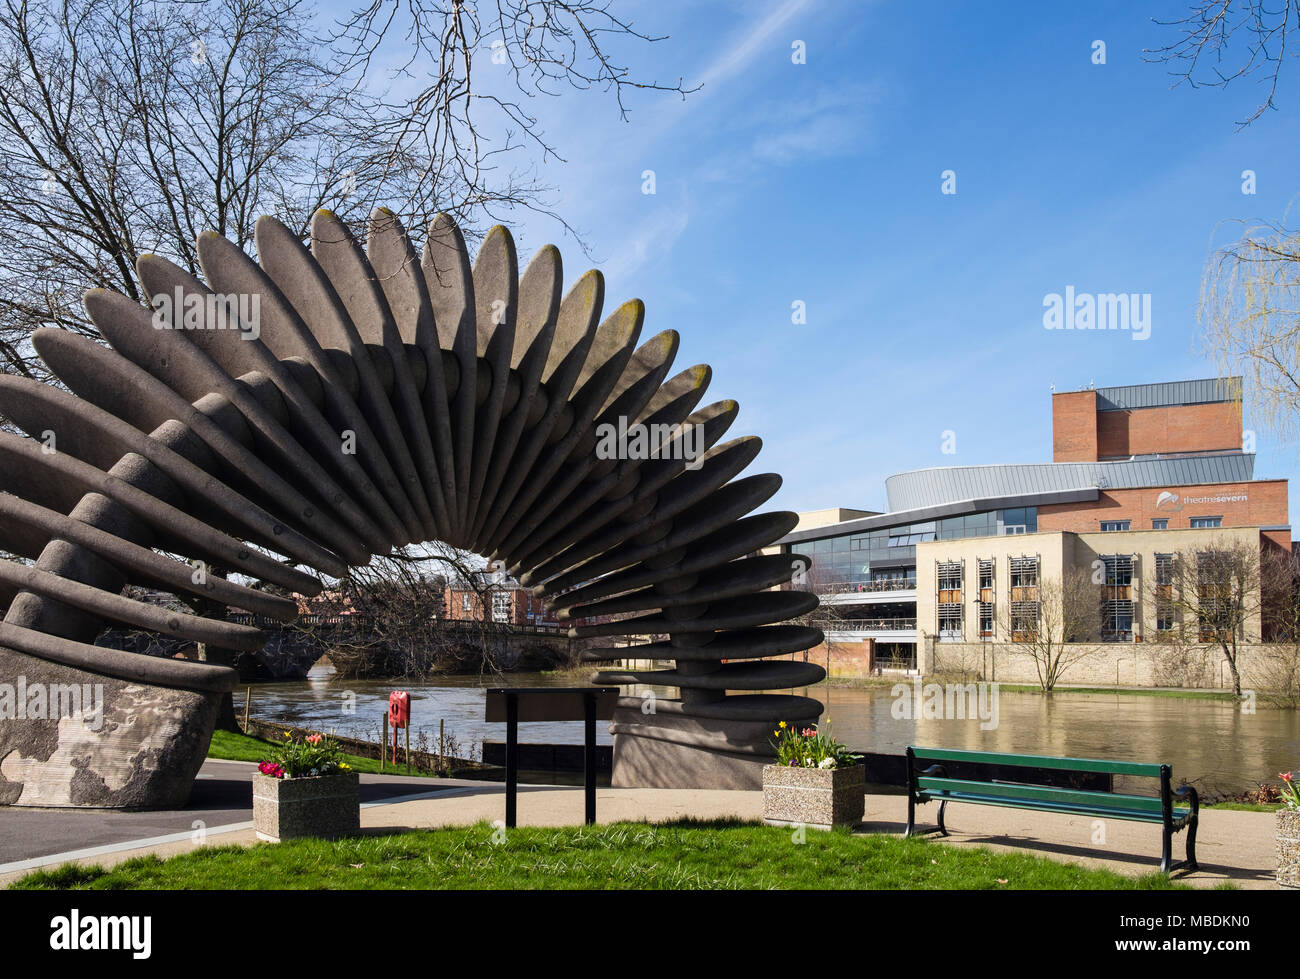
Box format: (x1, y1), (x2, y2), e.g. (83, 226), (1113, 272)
(1094, 377), (1242, 411)
(779, 488), (1099, 545)
(884, 454), (1257, 512)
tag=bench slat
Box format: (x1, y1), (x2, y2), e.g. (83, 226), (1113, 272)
(917, 775), (1166, 813)
(917, 789), (1193, 826)
(911, 746), (1164, 777)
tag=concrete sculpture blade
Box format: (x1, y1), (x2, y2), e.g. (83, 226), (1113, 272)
(0, 211), (824, 808)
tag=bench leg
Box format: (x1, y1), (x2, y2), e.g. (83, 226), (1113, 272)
(1184, 820), (1199, 872)
(1160, 825), (1172, 874)
(937, 800), (949, 837)
(905, 793), (915, 837)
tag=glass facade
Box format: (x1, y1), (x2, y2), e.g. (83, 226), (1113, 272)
(790, 507), (1038, 587)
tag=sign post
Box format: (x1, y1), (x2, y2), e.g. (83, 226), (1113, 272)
(485, 687), (619, 828)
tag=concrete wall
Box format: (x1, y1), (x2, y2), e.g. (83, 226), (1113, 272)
(922, 636), (1294, 692)
(793, 507), (878, 531)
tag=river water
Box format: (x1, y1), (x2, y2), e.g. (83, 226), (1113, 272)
(247, 669), (1300, 796)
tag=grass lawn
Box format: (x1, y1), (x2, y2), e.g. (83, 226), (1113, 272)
(10, 819), (1188, 890)
(207, 729), (445, 780)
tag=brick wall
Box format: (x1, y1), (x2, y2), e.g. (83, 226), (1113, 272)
(1052, 390), (1098, 461)
(443, 586), (558, 626)
(1037, 480), (1288, 533)
(1096, 401), (1241, 458)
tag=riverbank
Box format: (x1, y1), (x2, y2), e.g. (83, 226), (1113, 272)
(820, 674), (1246, 701)
(208, 726), (485, 778)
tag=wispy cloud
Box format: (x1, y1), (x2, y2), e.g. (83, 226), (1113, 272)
(697, 0), (816, 92)
(598, 206), (692, 286)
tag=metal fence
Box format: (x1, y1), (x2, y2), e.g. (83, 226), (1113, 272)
(813, 578), (918, 595)
(824, 617), (917, 632)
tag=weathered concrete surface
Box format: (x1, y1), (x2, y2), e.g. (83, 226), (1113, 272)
(0, 647), (222, 809)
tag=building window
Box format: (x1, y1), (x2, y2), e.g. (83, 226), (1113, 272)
(1101, 520), (1131, 532)
(1009, 557), (1039, 641)
(1151, 518), (1168, 530)
(1100, 554), (1134, 641)
(1102, 601), (1134, 641)
(1154, 553), (1176, 635)
(1156, 600), (1176, 633)
(1154, 553), (1174, 585)
(937, 603), (963, 642)
(976, 559), (994, 639)
(1010, 556), (1039, 590)
(937, 561), (963, 602)
(1102, 554), (1133, 587)
(1190, 516), (1222, 529)
(1010, 601), (1038, 642)
(462, 593), (472, 612)
(492, 591), (511, 623)
(1195, 550), (1235, 642)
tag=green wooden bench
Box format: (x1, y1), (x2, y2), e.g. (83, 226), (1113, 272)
(905, 746), (1199, 873)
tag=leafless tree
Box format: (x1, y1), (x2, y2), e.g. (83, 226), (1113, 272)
(1155, 537), (1263, 696)
(998, 568), (1102, 692)
(298, 543), (503, 678)
(0, 0), (695, 379)
(1250, 544), (1300, 704)
(1148, 0), (1300, 128)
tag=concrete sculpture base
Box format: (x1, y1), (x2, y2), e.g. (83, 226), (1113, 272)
(608, 699), (821, 790)
(0, 208), (825, 807)
(0, 647), (226, 808)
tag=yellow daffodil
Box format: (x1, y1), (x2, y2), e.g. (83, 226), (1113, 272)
(778, 721), (787, 729)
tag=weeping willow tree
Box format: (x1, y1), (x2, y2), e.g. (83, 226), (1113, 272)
(1200, 219), (1300, 444)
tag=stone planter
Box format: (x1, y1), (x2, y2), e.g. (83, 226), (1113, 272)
(253, 772), (360, 843)
(762, 764), (865, 830)
(1277, 808), (1300, 889)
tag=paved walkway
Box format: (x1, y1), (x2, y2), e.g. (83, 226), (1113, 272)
(0, 759), (1279, 888)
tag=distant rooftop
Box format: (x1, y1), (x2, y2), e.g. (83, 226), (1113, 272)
(1090, 377), (1242, 412)
(794, 507), (879, 532)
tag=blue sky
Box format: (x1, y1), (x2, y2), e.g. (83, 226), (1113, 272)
(345, 0), (1300, 527)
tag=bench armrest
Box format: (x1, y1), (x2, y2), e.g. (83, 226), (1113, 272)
(1174, 783), (1199, 820)
(915, 763), (947, 797)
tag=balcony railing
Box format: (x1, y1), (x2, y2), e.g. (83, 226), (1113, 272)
(825, 617), (917, 632)
(811, 578), (918, 595)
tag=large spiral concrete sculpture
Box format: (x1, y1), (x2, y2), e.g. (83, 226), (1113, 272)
(0, 210), (824, 808)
